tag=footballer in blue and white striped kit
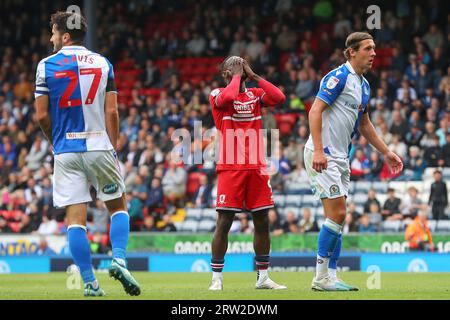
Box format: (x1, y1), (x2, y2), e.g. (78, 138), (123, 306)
(304, 32), (403, 291)
(34, 11), (140, 297)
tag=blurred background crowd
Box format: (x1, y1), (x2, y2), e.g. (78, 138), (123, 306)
(0, 0), (449, 251)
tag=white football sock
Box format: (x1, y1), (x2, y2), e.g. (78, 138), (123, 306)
(315, 255), (330, 280)
(257, 269), (268, 280)
(328, 268), (337, 279)
(212, 271), (222, 280)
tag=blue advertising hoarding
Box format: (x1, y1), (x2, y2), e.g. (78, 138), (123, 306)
(148, 254), (254, 272)
(0, 256), (50, 273)
(360, 253), (450, 272)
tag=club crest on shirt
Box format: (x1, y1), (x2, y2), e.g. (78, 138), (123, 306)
(326, 76), (339, 89)
(246, 91), (255, 98)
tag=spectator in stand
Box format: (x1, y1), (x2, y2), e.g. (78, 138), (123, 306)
(191, 174), (212, 209)
(405, 124), (423, 147)
(25, 135), (48, 171)
(404, 146), (427, 180)
(298, 208), (319, 233)
(389, 134), (408, 161)
(36, 237), (56, 255)
(35, 213), (58, 236)
(162, 160), (187, 206)
(268, 208), (283, 236)
(358, 213), (377, 233)
(158, 214), (177, 232)
(342, 211), (359, 234)
(89, 232), (110, 254)
(126, 190), (144, 231)
(363, 189), (381, 213)
(282, 210), (299, 234)
(87, 200), (109, 234)
(382, 188), (403, 221)
(146, 177), (164, 214)
(442, 132), (450, 166)
(405, 209), (434, 252)
(429, 170), (448, 221)
(367, 151), (383, 181)
(351, 149), (370, 181)
(401, 186), (424, 220)
(140, 215), (158, 232)
(390, 110), (409, 138)
(424, 135), (443, 167)
(237, 214), (253, 234)
(142, 59), (161, 87)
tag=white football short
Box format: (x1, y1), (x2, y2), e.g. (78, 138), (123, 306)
(53, 150), (125, 208)
(303, 147), (350, 199)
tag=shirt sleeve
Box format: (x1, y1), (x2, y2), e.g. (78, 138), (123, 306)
(315, 69), (347, 107)
(34, 60), (48, 98)
(105, 58), (117, 93)
(209, 88), (223, 109)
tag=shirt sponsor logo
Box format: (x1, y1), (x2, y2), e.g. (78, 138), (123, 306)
(102, 183), (118, 194)
(66, 131), (105, 139)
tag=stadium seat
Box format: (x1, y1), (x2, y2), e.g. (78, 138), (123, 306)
(185, 208), (202, 221)
(436, 221), (450, 233)
(315, 207), (325, 219)
(197, 220), (215, 232)
(285, 194), (302, 206)
(389, 181), (406, 195)
(353, 193), (368, 206)
(354, 181), (372, 193)
(202, 208), (217, 221)
(283, 207), (300, 218)
(427, 220), (437, 232)
(317, 219), (325, 229)
(301, 194), (318, 207)
(372, 181), (388, 193)
(382, 220), (401, 232)
(273, 194), (285, 207)
(348, 181), (356, 194)
(406, 181), (424, 193)
(179, 220), (198, 232)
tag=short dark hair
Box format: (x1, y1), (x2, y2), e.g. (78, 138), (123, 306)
(50, 11), (87, 43)
(343, 32), (373, 60)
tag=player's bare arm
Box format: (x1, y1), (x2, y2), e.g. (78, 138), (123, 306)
(35, 95), (53, 145)
(105, 91), (119, 150)
(308, 98), (328, 173)
(359, 112), (403, 174)
(243, 60), (285, 106)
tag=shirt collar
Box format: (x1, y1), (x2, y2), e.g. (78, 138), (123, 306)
(60, 45), (86, 51)
(345, 61), (356, 74)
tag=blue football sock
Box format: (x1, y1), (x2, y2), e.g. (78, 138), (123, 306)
(68, 225), (95, 284)
(329, 233), (342, 270)
(110, 211), (129, 261)
(316, 219), (341, 279)
(317, 219), (341, 259)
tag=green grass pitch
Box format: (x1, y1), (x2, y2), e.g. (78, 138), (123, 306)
(0, 272), (449, 300)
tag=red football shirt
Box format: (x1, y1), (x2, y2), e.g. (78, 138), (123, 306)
(209, 87), (267, 171)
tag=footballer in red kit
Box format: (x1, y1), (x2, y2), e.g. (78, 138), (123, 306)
(208, 56), (287, 291)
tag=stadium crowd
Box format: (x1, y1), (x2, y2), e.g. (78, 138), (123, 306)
(0, 0), (449, 244)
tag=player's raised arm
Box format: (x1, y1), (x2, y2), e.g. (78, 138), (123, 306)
(214, 57), (243, 108)
(104, 60), (119, 150)
(243, 60), (285, 107)
(359, 109), (403, 174)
